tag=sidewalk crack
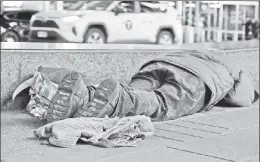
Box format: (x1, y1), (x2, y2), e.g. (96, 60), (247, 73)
(153, 135), (185, 142)
(155, 128), (204, 138)
(165, 123), (222, 134)
(167, 146), (236, 162)
(181, 120), (231, 130)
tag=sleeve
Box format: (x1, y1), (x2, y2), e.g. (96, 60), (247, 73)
(190, 50), (258, 107)
(208, 53), (257, 107)
(221, 70), (257, 107)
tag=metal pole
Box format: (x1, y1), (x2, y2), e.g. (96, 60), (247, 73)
(187, 1), (194, 43)
(224, 5), (228, 40)
(44, 1), (50, 11)
(217, 3), (223, 42)
(57, 1), (64, 11)
(234, 4), (239, 41)
(188, 1), (193, 26)
(176, 1), (183, 44)
(1, 1), (4, 13)
(242, 6), (246, 40)
(255, 3), (259, 20)
(207, 6), (211, 41)
(213, 5), (217, 41)
(182, 1), (186, 25)
(195, 1), (200, 42)
(182, 1), (186, 43)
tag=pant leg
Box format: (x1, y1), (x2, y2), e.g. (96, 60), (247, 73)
(129, 62), (167, 91)
(111, 62), (167, 117)
(112, 62), (208, 121)
(152, 63), (207, 120)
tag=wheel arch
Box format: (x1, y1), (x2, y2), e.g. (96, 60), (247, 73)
(156, 26), (175, 41)
(1, 29), (21, 41)
(83, 23), (108, 42)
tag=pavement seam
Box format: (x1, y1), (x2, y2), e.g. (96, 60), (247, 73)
(165, 123), (222, 134)
(155, 127), (204, 138)
(180, 120), (231, 130)
(167, 146), (236, 162)
(153, 135), (185, 142)
(93, 146), (163, 162)
(212, 105), (258, 112)
(178, 105), (259, 120)
(221, 125), (259, 134)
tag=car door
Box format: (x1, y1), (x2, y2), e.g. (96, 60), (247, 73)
(134, 2), (166, 42)
(108, 1), (140, 43)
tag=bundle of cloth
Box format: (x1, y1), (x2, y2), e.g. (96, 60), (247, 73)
(12, 66), (154, 148)
(34, 115), (154, 148)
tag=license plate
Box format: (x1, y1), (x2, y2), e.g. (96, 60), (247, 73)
(37, 31), (48, 38)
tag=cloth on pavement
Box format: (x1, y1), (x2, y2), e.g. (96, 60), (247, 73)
(34, 115), (154, 148)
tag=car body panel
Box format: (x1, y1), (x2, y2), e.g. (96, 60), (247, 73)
(29, 1), (182, 44)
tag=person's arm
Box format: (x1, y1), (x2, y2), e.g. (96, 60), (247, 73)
(190, 50), (257, 107)
(221, 70), (256, 107)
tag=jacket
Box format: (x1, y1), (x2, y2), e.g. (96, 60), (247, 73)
(140, 50), (257, 110)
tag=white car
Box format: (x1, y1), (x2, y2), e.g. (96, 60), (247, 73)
(29, 1), (182, 44)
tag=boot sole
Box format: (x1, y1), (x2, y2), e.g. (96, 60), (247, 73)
(47, 72), (81, 122)
(74, 78), (120, 118)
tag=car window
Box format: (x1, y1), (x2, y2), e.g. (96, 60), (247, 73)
(4, 12), (17, 20)
(63, 1), (89, 10)
(16, 12), (36, 21)
(3, 11), (36, 21)
(140, 2), (166, 13)
(85, 1), (113, 10)
(140, 4), (154, 13)
(63, 1), (112, 11)
(114, 1), (135, 13)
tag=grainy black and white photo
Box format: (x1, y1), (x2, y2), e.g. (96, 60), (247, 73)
(1, 1), (259, 161)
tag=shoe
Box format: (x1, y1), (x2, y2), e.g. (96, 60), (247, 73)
(73, 78), (120, 118)
(47, 72), (89, 123)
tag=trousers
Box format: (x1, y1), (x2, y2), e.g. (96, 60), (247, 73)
(110, 61), (209, 121)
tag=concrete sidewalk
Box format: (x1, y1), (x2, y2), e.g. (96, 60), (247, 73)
(1, 103), (259, 162)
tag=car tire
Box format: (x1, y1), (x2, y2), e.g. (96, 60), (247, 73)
(1, 30), (20, 42)
(156, 30), (174, 45)
(84, 28), (106, 44)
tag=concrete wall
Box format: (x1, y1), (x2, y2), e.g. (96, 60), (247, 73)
(1, 40), (259, 110)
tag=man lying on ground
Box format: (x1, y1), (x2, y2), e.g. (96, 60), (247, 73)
(13, 50), (259, 123)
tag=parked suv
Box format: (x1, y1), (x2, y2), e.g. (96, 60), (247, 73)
(29, 1), (182, 44)
(1, 9), (38, 42)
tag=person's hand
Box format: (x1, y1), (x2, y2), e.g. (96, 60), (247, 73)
(29, 107), (47, 120)
(26, 92), (48, 121)
(224, 70), (255, 107)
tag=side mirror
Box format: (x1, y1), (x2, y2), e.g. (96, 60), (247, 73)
(113, 5), (122, 16)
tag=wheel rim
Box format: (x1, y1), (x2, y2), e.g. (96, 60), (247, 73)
(3, 33), (18, 42)
(158, 34), (173, 44)
(87, 32), (104, 44)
